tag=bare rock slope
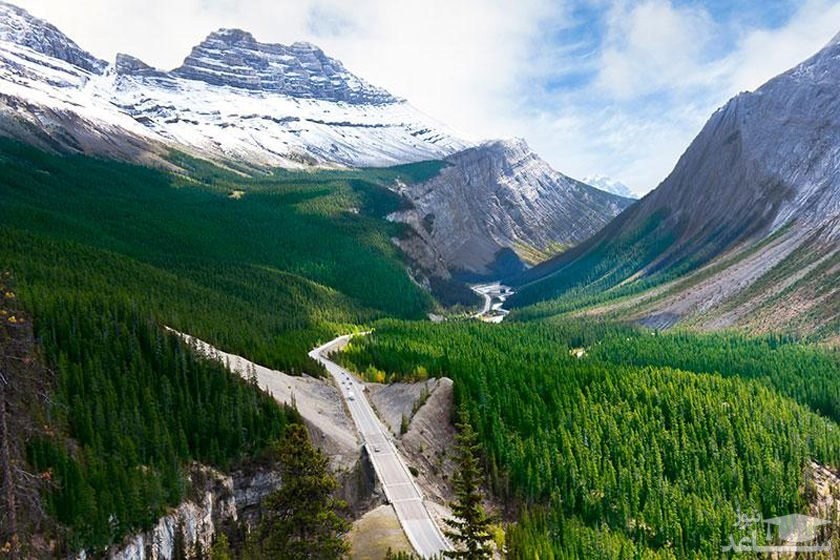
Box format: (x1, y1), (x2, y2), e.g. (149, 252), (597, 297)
(513, 33), (840, 336)
(390, 139), (634, 277)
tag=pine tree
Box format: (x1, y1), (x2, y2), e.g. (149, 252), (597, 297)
(444, 410), (493, 559)
(250, 424), (349, 559)
(209, 533), (232, 560)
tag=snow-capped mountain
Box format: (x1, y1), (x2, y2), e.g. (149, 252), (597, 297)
(390, 138), (634, 277)
(513, 32), (840, 335)
(582, 174), (637, 199)
(171, 29), (395, 105)
(0, 1), (467, 168)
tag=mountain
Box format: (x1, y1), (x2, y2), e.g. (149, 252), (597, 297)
(389, 138), (634, 279)
(0, 1), (466, 168)
(583, 174), (637, 198)
(512, 33), (840, 337)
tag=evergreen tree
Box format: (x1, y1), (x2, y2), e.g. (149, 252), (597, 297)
(209, 533), (232, 560)
(444, 411), (493, 559)
(250, 424), (349, 559)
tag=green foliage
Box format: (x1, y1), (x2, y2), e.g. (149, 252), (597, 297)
(26, 296), (299, 552)
(210, 533), (233, 560)
(509, 209), (677, 317)
(246, 424), (349, 559)
(507, 510), (677, 560)
(444, 410), (493, 559)
(338, 320), (840, 558)
(0, 140), (451, 553)
(0, 139), (436, 375)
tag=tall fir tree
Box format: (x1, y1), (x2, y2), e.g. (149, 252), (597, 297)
(444, 410), (493, 559)
(249, 424), (349, 559)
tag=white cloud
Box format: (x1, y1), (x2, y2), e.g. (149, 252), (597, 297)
(9, 0), (840, 195)
(517, 0), (840, 195)
(595, 0), (719, 99)
(13, 0), (568, 142)
(724, 0), (840, 93)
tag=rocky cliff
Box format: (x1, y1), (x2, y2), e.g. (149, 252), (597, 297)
(390, 138), (634, 277)
(172, 29), (395, 105)
(79, 465), (279, 560)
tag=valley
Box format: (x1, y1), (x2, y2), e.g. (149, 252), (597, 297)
(0, 2), (837, 560)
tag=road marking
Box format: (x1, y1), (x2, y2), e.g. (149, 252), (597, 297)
(309, 336), (451, 558)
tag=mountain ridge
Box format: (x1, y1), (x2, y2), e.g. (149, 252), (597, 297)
(0, 2), (467, 169)
(390, 138), (634, 279)
(170, 28), (398, 105)
(511, 32), (840, 337)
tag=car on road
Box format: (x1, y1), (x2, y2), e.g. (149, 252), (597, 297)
(347, 391), (355, 401)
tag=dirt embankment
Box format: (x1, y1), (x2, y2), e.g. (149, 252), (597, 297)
(367, 378), (457, 509)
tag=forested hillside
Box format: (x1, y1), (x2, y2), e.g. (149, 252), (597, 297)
(338, 320), (840, 558)
(0, 139), (441, 373)
(0, 140), (447, 554)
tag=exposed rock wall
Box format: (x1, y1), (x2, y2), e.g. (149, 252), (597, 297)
(390, 139), (633, 277)
(93, 465), (280, 560)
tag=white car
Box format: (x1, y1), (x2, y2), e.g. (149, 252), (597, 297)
(347, 392), (355, 401)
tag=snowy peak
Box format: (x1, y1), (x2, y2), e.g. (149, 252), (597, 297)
(583, 174), (637, 199)
(0, 1), (105, 74)
(114, 53), (165, 77)
(0, 2), (466, 168)
(171, 29), (397, 105)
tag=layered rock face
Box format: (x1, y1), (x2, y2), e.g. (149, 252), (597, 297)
(172, 29), (395, 105)
(0, 1), (105, 74)
(390, 139), (634, 277)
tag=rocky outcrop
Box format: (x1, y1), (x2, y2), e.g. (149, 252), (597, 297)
(93, 464), (281, 560)
(172, 30), (395, 105)
(390, 139), (634, 277)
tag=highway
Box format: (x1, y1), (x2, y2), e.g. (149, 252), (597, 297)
(309, 336), (451, 558)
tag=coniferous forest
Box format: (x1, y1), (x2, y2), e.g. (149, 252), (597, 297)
(2, 136), (839, 558)
(0, 139), (441, 554)
(338, 320), (840, 558)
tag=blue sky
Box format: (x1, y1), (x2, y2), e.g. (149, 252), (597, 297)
(15, 0), (840, 194)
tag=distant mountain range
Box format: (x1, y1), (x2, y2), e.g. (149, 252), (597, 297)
(582, 174), (637, 199)
(0, 1), (465, 168)
(0, 0), (631, 282)
(512, 32), (840, 338)
(4, 1), (833, 336)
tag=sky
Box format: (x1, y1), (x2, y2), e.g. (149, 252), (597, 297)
(13, 0), (840, 195)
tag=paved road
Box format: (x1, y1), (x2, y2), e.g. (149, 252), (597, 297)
(309, 336), (451, 558)
(471, 282), (513, 322)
